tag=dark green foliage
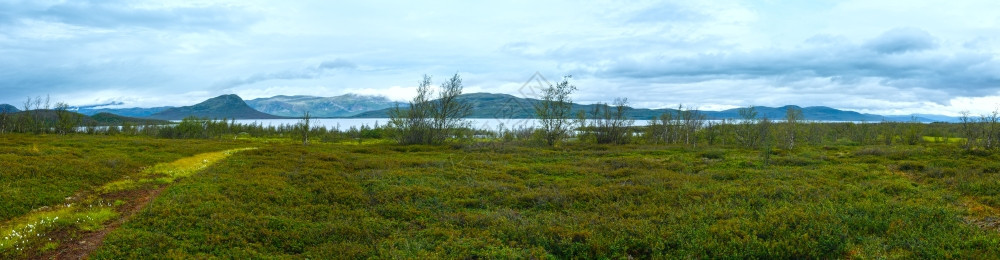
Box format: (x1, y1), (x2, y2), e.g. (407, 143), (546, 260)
(79, 141), (1000, 258)
(897, 161), (927, 172)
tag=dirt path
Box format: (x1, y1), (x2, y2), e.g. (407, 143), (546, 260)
(43, 186), (166, 259)
(25, 148), (254, 259)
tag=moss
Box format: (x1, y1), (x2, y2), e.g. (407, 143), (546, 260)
(4, 134), (1000, 258)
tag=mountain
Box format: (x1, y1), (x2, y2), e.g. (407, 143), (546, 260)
(90, 112), (171, 125)
(8, 110), (168, 126)
(352, 93), (957, 122)
(706, 105), (876, 121)
(148, 94), (284, 120)
(76, 106), (172, 118)
(246, 94), (399, 117)
(0, 104), (20, 113)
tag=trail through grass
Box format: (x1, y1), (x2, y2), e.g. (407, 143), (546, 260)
(99, 148), (256, 194)
(0, 144), (252, 259)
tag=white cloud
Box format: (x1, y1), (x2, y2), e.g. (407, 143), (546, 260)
(0, 0), (998, 116)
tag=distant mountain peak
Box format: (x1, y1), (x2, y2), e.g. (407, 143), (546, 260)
(0, 104), (20, 113)
(246, 94), (398, 117)
(205, 94), (244, 103)
(149, 94), (282, 120)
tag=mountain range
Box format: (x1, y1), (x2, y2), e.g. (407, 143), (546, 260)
(245, 94), (398, 117)
(4, 110), (169, 126)
(148, 94), (284, 120)
(353, 93), (955, 122)
(2, 93), (960, 122)
(76, 106), (172, 118)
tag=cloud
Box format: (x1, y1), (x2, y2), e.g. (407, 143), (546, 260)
(0, 1), (259, 31)
(1, 0), (1000, 116)
(627, 2), (706, 23)
(319, 59), (357, 70)
(213, 59), (359, 89)
(865, 27), (938, 54)
(0, 58), (163, 100)
(596, 27), (1000, 101)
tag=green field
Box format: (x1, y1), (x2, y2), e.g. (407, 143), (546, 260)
(3, 134), (1000, 258)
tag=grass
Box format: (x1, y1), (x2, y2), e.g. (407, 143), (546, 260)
(3, 133), (1000, 258)
(0, 134), (253, 258)
(0, 134), (250, 222)
(98, 148), (256, 193)
(85, 141), (1000, 258)
(922, 136), (966, 143)
(1, 206), (117, 255)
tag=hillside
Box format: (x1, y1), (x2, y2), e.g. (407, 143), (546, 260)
(90, 112), (171, 125)
(7, 110), (172, 126)
(0, 104), (20, 113)
(708, 105), (885, 121)
(246, 94), (398, 117)
(148, 94), (284, 120)
(352, 93), (955, 122)
(77, 106), (172, 118)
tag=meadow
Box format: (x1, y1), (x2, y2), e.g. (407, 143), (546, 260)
(3, 132), (1000, 258)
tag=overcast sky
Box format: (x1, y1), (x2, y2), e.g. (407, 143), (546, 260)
(2, 0), (999, 115)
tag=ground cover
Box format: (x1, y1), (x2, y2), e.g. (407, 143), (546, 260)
(85, 141), (1000, 258)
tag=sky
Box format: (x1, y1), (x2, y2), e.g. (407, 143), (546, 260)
(1, 0), (999, 116)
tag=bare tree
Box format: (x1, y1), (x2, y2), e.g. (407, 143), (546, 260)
(534, 76), (576, 146)
(431, 73), (472, 144)
(736, 106), (759, 148)
(983, 110), (1000, 150)
(759, 117), (773, 166)
(19, 97), (32, 133)
(389, 75), (434, 144)
(592, 97), (633, 144)
(879, 119), (897, 145)
(574, 110), (589, 142)
(703, 120), (723, 146)
(644, 114), (665, 145)
(903, 116), (924, 145)
(648, 104), (705, 146)
(0, 104), (9, 134)
(299, 111), (311, 146)
(680, 105), (706, 146)
(959, 111), (977, 150)
(784, 107), (802, 149)
(54, 102), (80, 135)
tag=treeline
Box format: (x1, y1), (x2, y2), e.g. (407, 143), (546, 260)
(377, 74), (1000, 154)
(0, 96), (86, 135)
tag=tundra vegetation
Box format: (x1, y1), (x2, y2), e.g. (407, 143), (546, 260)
(3, 81), (1000, 258)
